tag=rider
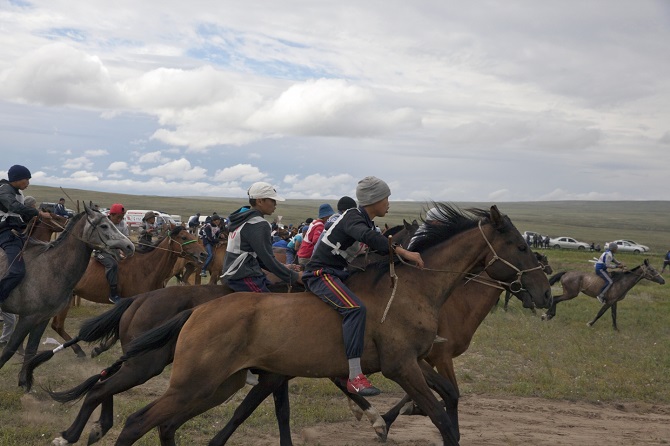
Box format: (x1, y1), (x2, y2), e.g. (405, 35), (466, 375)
(54, 197), (69, 218)
(137, 211), (157, 252)
(95, 203), (130, 304)
(594, 242), (624, 304)
(0, 165), (51, 305)
(302, 176), (424, 396)
(220, 182), (302, 292)
(200, 214), (222, 277)
(662, 250), (670, 274)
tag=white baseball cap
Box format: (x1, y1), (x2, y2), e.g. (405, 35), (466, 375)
(247, 182), (285, 201)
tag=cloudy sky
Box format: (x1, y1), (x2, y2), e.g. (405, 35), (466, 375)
(1, 1), (668, 202)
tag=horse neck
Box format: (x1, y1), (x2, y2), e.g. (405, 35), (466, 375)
(453, 276), (502, 325)
(409, 226), (492, 311)
(137, 236), (183, 284)
(33, 217), (93, 291)
(612, 269), (644, 293)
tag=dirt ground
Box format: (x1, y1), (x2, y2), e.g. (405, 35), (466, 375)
(271, 394), (670, 446)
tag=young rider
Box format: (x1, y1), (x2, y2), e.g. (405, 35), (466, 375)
(200, 214), (222, 277)
(302, 176), (424, 396)
(0, 165), (51, 305)
(594, 242), (625, 304)
(96, 203), (130, 304)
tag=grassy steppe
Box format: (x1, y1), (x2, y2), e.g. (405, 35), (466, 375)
(0, 186), (668, 444)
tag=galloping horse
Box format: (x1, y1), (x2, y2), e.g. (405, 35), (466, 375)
(50, 226), (206, 357)
(0, 204), (134, 386)
(107, 204), (551, 445)
(541, 260), (665, 330)
(503, 251), (553, 312)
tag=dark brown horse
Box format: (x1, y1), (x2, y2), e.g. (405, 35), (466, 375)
(541, 260), (665, 330)
(108, 204), (552, 445)
(52, 226), (206, 357)
(503, 252), (553, 312)
(170, 230), (228, 285)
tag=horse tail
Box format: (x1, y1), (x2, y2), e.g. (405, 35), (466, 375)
(119, 308), (194, 363)
(24, 335), (89, 391)
(78, 296), (135, 343)
(25, 298), (137, 390)
(47, 373), (102, 403)
(549, 271), (567, 286)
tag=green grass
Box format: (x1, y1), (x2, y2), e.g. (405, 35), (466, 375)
(1, 190), (669, 444)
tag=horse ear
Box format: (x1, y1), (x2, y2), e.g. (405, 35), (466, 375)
(644, 258), (649, 266)
(84, 202), (92, 215)
(489, 205), (505, 229)
(403, 219), (411, 230)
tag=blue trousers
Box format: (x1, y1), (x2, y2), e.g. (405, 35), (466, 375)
(203, 243), (214, 271)
(226, 275), (272, 293)
(0, 229), (26, 304)
(303, 268), (366, 359)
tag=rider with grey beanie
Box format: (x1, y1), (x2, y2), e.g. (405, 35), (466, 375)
(303, 176), (424, 396)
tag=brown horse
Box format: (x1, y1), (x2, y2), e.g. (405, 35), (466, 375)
(35, 227), (416, 445)
(23, 212), (69, 242)
(541, 260), (665, 330)
(503, 252), (553, 312)
(51, 226), (206, 357)
(170, 231), (228, 285)
(108, 204), (551, 445)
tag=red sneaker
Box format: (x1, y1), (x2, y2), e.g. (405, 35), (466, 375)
(347, 374), (381, 396)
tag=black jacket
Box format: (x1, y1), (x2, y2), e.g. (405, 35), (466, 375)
(0, 179), (39, 232)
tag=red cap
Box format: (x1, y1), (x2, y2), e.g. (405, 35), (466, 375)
(109, 203), (125, 214)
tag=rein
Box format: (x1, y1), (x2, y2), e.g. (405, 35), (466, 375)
(136, 234), (198, 257)
(380, 220), (544, 322)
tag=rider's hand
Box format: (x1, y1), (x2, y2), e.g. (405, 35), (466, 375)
(396, 247), (424, 269)
(39, 210), (52, 219)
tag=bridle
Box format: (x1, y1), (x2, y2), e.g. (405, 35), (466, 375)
(381, 219), (546, 322)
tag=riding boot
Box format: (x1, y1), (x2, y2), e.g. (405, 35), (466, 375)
(109, 286), (120, 304)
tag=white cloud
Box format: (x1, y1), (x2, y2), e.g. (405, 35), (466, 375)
(141, 158), (208, 181)
(63, 157), (93, 170)
(108, 161), (128, 171)
(212, 164), (267, 183)
(137, 151), (170, 164)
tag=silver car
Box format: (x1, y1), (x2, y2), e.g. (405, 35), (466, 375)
(549, 236), (590, 250)
(606, 240), (648, 254)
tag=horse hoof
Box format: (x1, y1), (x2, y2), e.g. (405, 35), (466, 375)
(52, 437), (70, 446)
(586, 322), (593, 327)
(541, 314), (548, 321)
(90, 348), (100, 358)
(399, 401), (415, 416)
(87, 422), (104, 444)
(374, 425), (388, 442)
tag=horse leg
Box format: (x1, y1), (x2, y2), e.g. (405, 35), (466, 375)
(117, 370), (245, 446)
(503, 290), (512, 311)
(587, 303), (613, 329)
(611, 302), (618, 331)
(51, 305), (86, 357)
(541, 290), (575, 321)
(154, 371), (248, 446)
(0, 314), (36, 370)
(208, 372), (293, 446)
(91, 334), (119, 358)
(18, 318), (50, 388)
(385, 361), (459, 445)
(54, 348), (174, 445)
(330, 378), (387, 441)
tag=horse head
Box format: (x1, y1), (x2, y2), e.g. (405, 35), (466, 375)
(82, 203), (135, 260)
(474, 205), (553, 309)
(641, 259), (665, 285)
(167, 226), (207, 264)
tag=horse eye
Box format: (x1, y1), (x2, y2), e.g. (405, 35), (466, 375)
(518, 243), (527, 252)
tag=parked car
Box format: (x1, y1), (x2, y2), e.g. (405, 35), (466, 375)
(549, 236), (590, 250)
(39, 201), (74, 218)
(605, 240), (648, 254)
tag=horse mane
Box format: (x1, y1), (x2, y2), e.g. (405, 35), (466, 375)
(408, 202), (490, 253)
(351, 203), (492, 285)
(611, 265), (641, 279)
(382, 225), (405, 238)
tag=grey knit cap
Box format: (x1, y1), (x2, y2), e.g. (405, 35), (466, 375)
(356, 176), (391, 206)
